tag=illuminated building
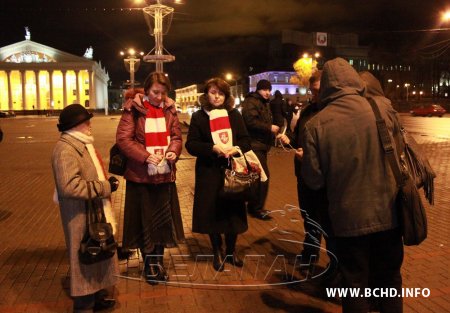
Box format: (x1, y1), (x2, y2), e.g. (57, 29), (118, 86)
(0, 34), (109, 114)
(249, 71), (308, 103)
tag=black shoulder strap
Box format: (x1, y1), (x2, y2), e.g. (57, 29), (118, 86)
(366, 97), (404, 187)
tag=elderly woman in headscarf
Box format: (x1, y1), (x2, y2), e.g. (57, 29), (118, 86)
(51, 104), (119, 313)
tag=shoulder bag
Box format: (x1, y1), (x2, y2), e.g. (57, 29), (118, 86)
(367, 98), (433, 246)
(78, 182), (117, 264)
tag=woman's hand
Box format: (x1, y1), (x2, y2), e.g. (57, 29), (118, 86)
(165, 151), (177, 161)
(294, 148), (304, 161)
(146, 153), (164, 165)
(277, 134), (290, 145)
(213, 145), (239, 158)
(213, 145), (228, 157)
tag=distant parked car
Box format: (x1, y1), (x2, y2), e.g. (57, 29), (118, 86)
(0, 111), (16, 118)
(410, 104), (446, 117)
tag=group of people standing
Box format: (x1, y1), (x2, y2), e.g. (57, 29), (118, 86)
(52, 57), (406, 313)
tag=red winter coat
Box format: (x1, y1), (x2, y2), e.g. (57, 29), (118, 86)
(116, 93), (182, 184)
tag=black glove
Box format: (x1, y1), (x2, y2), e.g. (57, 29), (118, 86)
(108, 176), (119, 192)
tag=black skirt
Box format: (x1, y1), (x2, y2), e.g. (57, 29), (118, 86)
(122, 181), (185, 252)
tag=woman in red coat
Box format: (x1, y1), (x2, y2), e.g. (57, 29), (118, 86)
(116, 72), (184, 284)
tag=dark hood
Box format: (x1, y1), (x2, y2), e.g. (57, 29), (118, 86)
(359, 71), (385, 98)
(199, 94), (235, 111)
(319, 57), (366, 107)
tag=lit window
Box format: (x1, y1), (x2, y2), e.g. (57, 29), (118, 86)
(349, 59), (353, 65)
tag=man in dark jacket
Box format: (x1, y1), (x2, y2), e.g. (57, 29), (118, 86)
(279, 70), (336, 268)
(241, 79), (279, 220)
(302, 58), (404, 312)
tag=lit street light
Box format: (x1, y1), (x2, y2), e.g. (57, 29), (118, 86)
(120, 48), (144, 89)
(225, 73), (241, 105)
(405, 83), (410, 102)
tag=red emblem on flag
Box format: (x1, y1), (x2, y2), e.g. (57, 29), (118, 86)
(154, 148), (164, 155)
(219, 132), (229, 144)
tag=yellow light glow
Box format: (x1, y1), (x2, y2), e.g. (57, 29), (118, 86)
(314, 52), (320, 58)
(128, 48), (136, 56)
(302, 53), (309, 58)
(225, 73), (233, 81)
(442, 10), (450, 22)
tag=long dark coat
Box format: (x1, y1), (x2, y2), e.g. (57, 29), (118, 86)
(185, 108), (251, 234)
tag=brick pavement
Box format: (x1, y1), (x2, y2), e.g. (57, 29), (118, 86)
(0, 116), (449, 312)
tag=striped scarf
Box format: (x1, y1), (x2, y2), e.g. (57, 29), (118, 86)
(208, 109), (233, 149)
(143, 98), (171, 176)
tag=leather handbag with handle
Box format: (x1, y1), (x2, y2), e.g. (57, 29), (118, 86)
(219, 147), (260, 201)
(78, 182), (117, 264)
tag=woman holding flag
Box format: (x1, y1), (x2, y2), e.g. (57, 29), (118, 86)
(116, 72), (184, 284)
(186, 77), (263, 272)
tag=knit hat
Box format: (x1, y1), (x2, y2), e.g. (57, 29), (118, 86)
(256, 79), (272, 91)
(57, 104), (93, 132)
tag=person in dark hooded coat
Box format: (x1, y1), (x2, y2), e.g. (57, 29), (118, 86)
(302, 59), (404, 313)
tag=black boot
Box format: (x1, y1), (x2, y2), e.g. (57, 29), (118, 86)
(209, 234), (225, 272)
(143, 254), (159, 285)
(153, 245), (169, 283)
(225, 234), (243, 267)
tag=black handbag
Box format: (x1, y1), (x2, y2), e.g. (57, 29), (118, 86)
(109, 108), (138, 176)
(78, 182), (117, 264)
(109, 144), (127, 176)
(219, 149), (260, 201)
(367, 98), (432, 246)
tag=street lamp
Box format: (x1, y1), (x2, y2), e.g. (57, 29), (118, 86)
(404, 83), (410, 101)
(441, 10), (450, 23)
(120, 48), (144, 89)
(225, 73), (240, 104)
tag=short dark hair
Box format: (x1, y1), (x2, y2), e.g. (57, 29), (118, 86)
(309, 70), (322, 86)
(143, 72), (172, 94)
(203, 77), (231, 99)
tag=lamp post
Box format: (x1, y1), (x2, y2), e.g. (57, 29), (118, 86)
(140, 0), (183, 72)
(225, 73), (240, 105)
(404, 83), (410, 102)
(120, 48), (144, 89)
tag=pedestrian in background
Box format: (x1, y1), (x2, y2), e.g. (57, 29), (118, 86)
(269, 90), (286, 131)
(116, 72), (184, 285)
(241, 79), (279, 220)
(51, 104), (119, 313)
(301, 58), (404, 313)
(185, 78), (251, 272)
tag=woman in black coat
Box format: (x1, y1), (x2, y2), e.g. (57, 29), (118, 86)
(185, 78), (251, 272)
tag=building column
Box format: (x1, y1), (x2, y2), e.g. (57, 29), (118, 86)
(62, 70), (67, 107)
(21, 70), (26, 110)
(34, 70), (41, 110)
(49, 70), (54, 109)
(88, 70), (94, 107)
(6, 70), (13, 111)
(75, 70), (81, 103)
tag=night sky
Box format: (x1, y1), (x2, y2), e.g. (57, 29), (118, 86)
(0, 0), (449, 88)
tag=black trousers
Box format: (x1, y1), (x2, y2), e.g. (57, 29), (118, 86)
(336, 228), (404, 313)
(296, 179), (336, 264)
(247, 149), (269, 213)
